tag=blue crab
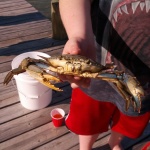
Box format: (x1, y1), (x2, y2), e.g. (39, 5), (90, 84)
(3, 54), (144, 112)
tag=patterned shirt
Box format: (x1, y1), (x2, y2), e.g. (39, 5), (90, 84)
(81, 0), (150, 116)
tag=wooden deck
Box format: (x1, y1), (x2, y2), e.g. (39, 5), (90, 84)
(0, 0), (149, 149)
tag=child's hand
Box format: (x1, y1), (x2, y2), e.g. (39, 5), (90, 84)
(59, 37), (96, 89)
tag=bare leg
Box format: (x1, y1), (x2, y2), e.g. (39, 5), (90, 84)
(79, 134), (99, 150)
(108, 130), (124, 150)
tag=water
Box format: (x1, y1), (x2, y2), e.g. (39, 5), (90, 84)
(26, 0), (52, 20)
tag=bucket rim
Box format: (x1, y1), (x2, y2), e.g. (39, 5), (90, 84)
(12, 51), (50, 82)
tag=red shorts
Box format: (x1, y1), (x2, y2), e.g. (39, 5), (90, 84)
(65, 88), (150, 139)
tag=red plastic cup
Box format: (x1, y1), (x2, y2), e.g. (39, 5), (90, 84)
(51, 108), (65, 127)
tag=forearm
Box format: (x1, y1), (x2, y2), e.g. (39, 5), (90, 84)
(59, 0), (94, 40)
(58, 0), (95, 88)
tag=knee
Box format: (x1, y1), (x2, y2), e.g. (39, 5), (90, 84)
(108, 131), (124, 150)
(108, 139), (123, 150)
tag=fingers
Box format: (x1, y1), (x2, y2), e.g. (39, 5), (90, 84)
(58, 74), (91, 89)
(70, 83), (79, 89)
(62, 39), (81, 55)
(70, 77), (91, 88)
(59, 38), (95, 89)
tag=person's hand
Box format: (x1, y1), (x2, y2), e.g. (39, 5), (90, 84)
(59, 37), (96, 89)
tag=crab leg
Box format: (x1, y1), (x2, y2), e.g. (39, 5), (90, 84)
(94, 73), (132, 110)
(26, 65), (62, 91)
(3, 54), (144, 112)
(3, 58), (63, 92)
(122, 74), (144, 112)
(95, 72), (143, 112)
(3, 66), (26, 85)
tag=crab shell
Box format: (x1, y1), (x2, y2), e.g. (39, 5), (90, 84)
(3, 54), (144, 113)
(39, 54), (114, 76)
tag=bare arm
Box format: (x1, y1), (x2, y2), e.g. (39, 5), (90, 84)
(59, 0), (93, 40)
(59, 0), (96, 88)
(59, 0), (95, 57)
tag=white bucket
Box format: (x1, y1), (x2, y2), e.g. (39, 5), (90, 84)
(12, 52), (52, 110)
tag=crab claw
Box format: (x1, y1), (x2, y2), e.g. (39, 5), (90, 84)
(38, 55), (50, 61)
(3, 58), (33, 85)
(38, 55), (53, 66)
(123, 74), (144, 113)
(3, 58), (63, 92)
(26, 65), (63, 91)
(4, 71), (15, 85)
(3, 66), (26, 85)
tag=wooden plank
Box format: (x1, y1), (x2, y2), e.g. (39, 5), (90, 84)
(0, 40), (64, 57)
(0, 20), (51, 46)
(0, 31), (51, 48)
(121, 122), (150, 149)
(0, 4), (50, 47)
(0, 101), (70, 143)
(0, 44), (64, 65)
(132, 137), (150, 150)
(70, 131), (111, 150)
(0, 20), (51, 32)
(0, 2), (33, 13)
(0, 103), (32, 124)
(0, 84), (17, 97)
(0, 0), (35, 14)
(0, 7), (37, 16)
(51, 0), (67, 40)
(0, 45), (66, 108)
(0, 44), (65, 73)
(0, 0), (149, 148)
(0, 122), (70, 150)
(93, 135), (111, 150)
(0, 63), (12, 73)
(35, 132), (79, 150)
(66, 125), (150, 150)
(0, 0), (30, 7)
(0, 93), (19, 108)
(0, 11), (45, 26)
(0, 0), (73, 149)
(0, 25), (51, 41)
(0, 76), (69, 94)
(0, 0), (26, 6)
(0, 78), (71, 108)
(0, 83), (71, 124)
(0, 26), (50, 42)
